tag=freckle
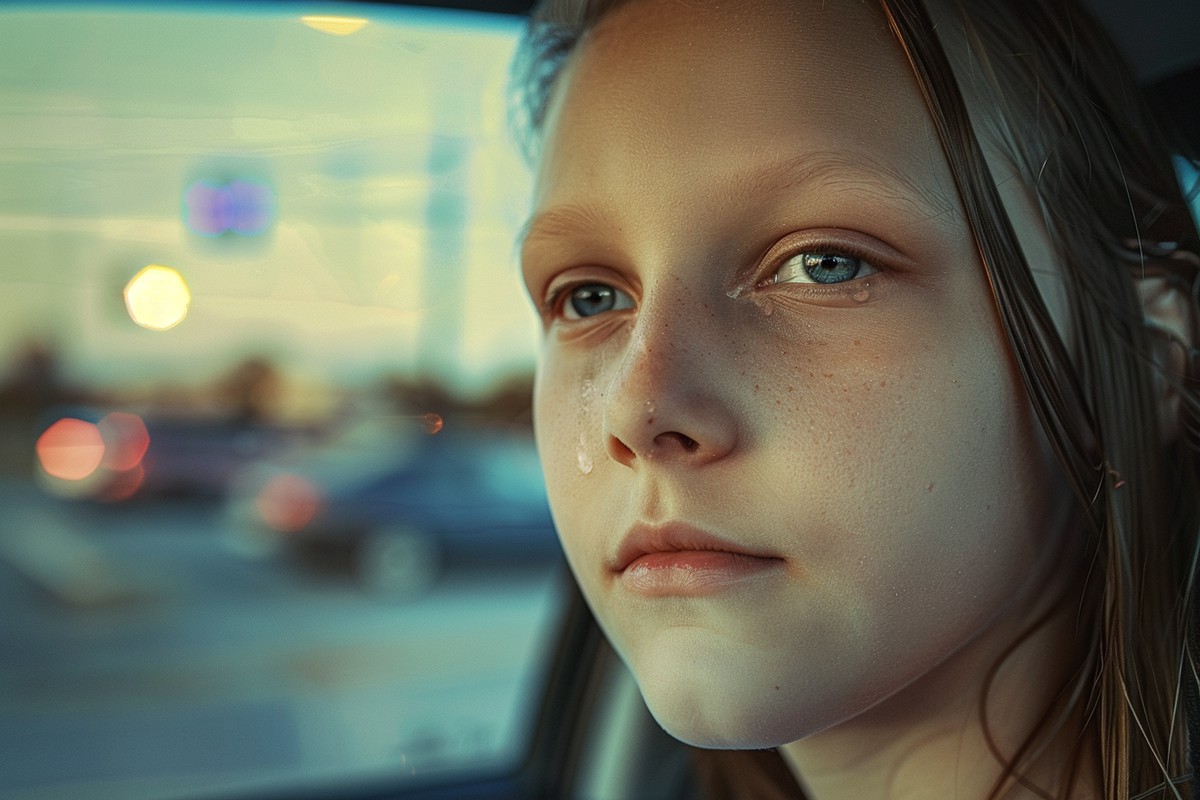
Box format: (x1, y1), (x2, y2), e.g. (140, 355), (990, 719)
(823, 373), (833, 379)
(879, 380), (887, 387)
(775, 399), (781, 405)
(754, 384), (760, 391)
(646, 417), (655, 425)
(926, 482), (934, 493)
(787, 386), (794, 392)
(853, 339), (861, 346)
(774, 685), (780, 691)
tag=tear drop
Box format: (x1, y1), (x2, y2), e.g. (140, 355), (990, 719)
(576, 376), (596, 475)
(571, 429), (590, 472)
(851, 282), (871, 303)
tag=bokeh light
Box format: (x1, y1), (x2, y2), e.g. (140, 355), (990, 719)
(257, 474), (323, 532)
(183, 178), (275, 237)
(300, 15), (368, 36)
(422, 412), (443, 435)
(35, 412), (151, 500)
(101, 463), (146, 503)
(124, 265), (191, 331)
(98, 412), (150, 471)
(37, 418), (106, 481)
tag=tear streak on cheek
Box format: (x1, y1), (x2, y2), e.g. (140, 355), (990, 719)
(577, 375), (596, 475)
(575, 357), (601, 476)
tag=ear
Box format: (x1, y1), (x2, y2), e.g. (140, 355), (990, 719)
(1137, 266), (1196, 443)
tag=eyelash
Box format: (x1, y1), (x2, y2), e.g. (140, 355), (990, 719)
(756, 241), (879, 290)
(544, 282), (634, 322)
(542, 241), (881, 322)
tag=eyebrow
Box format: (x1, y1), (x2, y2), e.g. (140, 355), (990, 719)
(736, 149), (958, 224)
(519, 202), (615, 254)
(519, 149), (958, 255)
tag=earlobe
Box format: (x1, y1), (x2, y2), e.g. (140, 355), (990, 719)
(1137, 263), (1198, 442)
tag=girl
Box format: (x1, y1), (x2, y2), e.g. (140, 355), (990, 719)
(512, 0), (1200, 796)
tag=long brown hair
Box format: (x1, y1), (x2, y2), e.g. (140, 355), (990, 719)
(511, 0), (1200, 796)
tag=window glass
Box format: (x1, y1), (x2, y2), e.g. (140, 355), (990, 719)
(0, 5), (562, 799)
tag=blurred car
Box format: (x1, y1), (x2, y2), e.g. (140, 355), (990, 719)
(227, 416), (561, 594)
(33, 405), (312, 503)
(137, 414), (314, 499)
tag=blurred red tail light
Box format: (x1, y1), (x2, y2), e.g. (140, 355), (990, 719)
(256, 474), (323, 532)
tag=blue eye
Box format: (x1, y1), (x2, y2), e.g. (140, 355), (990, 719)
(560, 283), (634, 320)
(773, 252), (874, 285)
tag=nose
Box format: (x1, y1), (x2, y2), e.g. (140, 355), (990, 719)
(602, 304), (739, 468)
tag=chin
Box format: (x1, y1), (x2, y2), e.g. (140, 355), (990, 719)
(628, 646), (830, 750)
(639, 682), (817, 750)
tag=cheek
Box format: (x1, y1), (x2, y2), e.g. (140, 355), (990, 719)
(717, 324), (1054, 715)
(751, 302), (1052, 610)
(534, 357), (595, 478)
(532, 352), (604, 567)
(531, 356), (572, 504)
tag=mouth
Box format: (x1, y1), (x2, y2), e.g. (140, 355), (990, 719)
(612, 522), (785, 597)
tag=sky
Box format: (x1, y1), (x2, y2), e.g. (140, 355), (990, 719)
(0, 4), (538, 397)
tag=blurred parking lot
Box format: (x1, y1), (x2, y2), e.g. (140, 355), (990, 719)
(0, 479), (564, 800)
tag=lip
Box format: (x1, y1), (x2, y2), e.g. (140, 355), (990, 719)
(612, 522), (784, 597)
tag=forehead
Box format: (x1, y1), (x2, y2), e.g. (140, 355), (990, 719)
(532, 0), (960, 230)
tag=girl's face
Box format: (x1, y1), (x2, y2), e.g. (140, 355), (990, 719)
(521, 0), (1071, 748)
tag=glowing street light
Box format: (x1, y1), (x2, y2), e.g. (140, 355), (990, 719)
(124, 264), (191, 331)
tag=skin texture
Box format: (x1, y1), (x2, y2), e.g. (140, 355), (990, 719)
(521, 0), (1090, 795)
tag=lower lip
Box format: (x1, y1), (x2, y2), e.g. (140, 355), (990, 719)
(619, 551), (783, 597)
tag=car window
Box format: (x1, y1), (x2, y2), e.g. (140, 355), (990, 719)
(0, 4), (566, 799)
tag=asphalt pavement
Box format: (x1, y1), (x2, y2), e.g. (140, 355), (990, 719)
(0, 483), (567, 800)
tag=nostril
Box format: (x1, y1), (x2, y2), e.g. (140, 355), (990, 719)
(655, 431), (699, 451)
(608, 435), (637, 464)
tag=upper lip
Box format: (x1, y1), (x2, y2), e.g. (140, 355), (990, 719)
(612, 521), (780, 572)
